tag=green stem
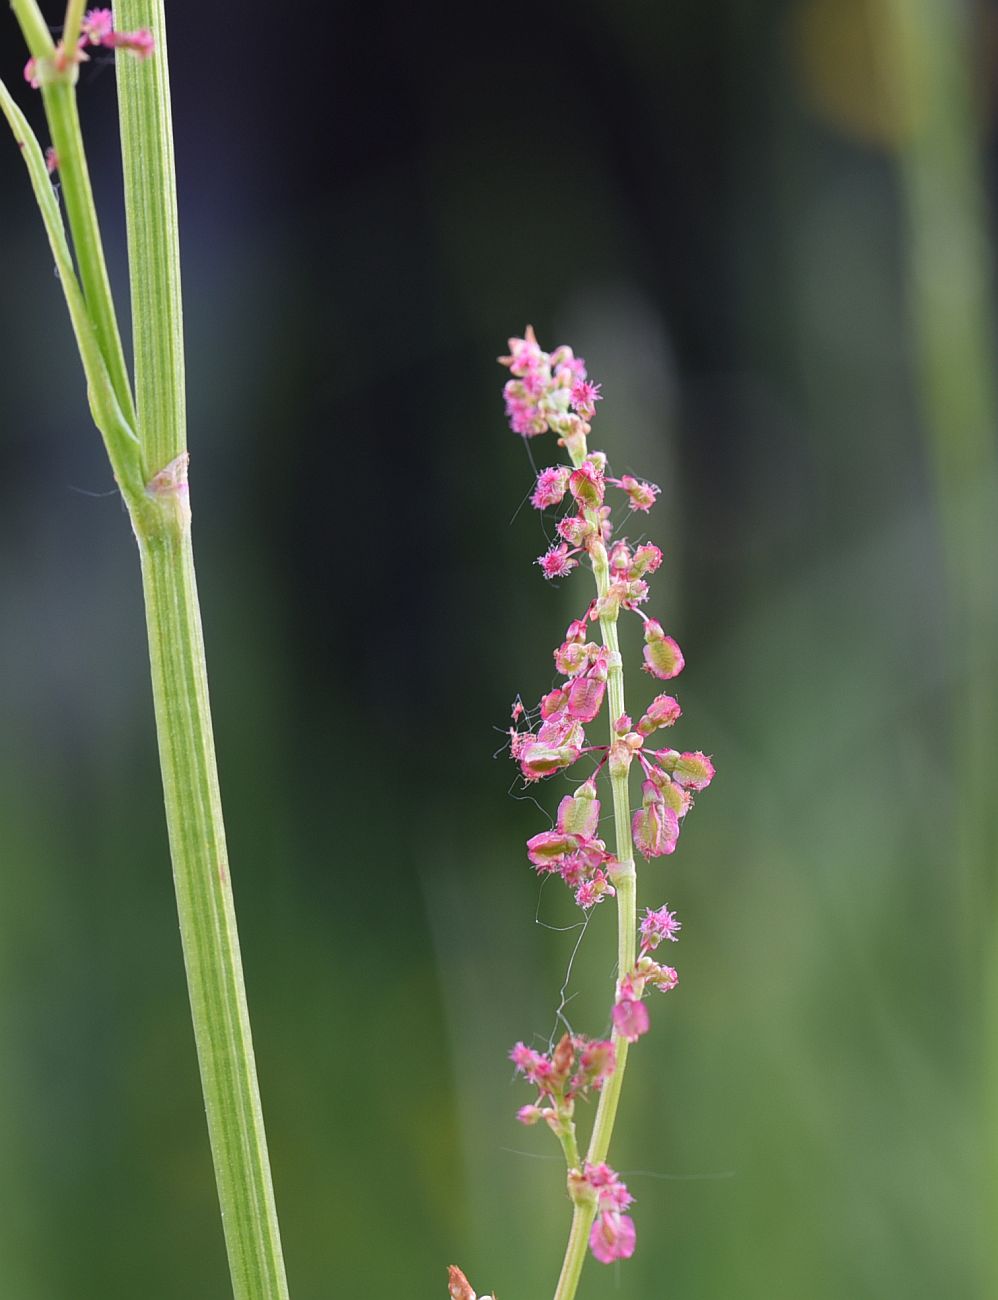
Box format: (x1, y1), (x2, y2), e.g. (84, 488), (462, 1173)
(8, 0), (53, 61)
(62, 0), (86, 58)
(550, 440), (640, 1300)
(115, 0), (186, 474)
(113, 3), (290, 1294)
(11, 0), (138, 428)
(45, 81), (139, 426)
(6, 3), (291, 1293)
(552, 1202), (596, 1300)
(137, 510), (290, 1300)
(0, 78), (145, 508)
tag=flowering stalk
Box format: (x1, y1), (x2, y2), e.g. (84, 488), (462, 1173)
(2, 5), (288, 1296)
(450, 330), (714, 1299)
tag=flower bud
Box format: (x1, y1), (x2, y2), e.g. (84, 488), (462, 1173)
(448, 1265), (478, 1300)
(552, 1031), (575, 1080)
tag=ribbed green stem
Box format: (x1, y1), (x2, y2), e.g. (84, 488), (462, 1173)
(113, 3), (290, 1293)
(551, 440), (640, 1300)
(11, 0), (137, 427)
(138, 519), (289, 1300)
(5, 4), (290, 1293)
(115, 0), (186, 474)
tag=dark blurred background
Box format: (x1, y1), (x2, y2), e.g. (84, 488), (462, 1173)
(3, 1), (998, 1296)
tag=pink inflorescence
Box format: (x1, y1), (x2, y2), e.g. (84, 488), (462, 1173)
(510, 1033), (617, 1135)
(577, 1163), (636, 1264)
(82, 8), (155, 56)
(24, 10), (154, 90)
(498, 327), (715, 1274)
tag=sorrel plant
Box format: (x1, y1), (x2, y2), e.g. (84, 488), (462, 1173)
(2, 5), (288, 1297)
(450, 328), (714, 1300)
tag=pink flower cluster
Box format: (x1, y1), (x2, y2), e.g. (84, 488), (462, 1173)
(24, 8), (154, 88)
(498, 327), (716, 1277)
(81, 7), (155, 55)
(509, 625), (713, 900)
(611, 905), (683, 1042)
(572, 1163), (636, 1264)
(511, 1032), (617, 1131)
(498, 325), (594, 448)
(525, 779), (617, 909)
(531, 454), (661, 585)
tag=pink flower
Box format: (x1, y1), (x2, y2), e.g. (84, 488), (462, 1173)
(516, 1104), (542, 1125)
(525, 829), (575, 868)
(499, 325), (545, 378)
(642, 619), (685, 680)
(640, 905), (682, 950)
(631, 542), (663, 576)
(570, 379), (602, 419)
(672, 751), (716, 791)
(631, 781), (680, 858)
(556, 514), (592, 548)
(23, 56), (40, 88)
(613, 474), (659, 512)
(567, 674), (605, 723)
(536, 711), (580, 746)
(518, 742), (582, 782)
(553, 637), (593, 676)
(531, 465), (571, 510)
(569, 461), (605, 509)
(589, 1212), (637, 1264)
(636, 693), (682, 736)
(575, 1040), (616, 1090)
(612, 994), (649, 1043)
(509, 1041), (541, 1073)
(539, 687), (567, 718)
(45, 146), (59, 174)
(81, 7), (114, 43)
(649, 963), (679, 992)
(111, 27), (155, 56)
(537, 543), (578, 580)
(575, 869), (614, 910)
(556, 782), (600, 839)
(550, 344), (587, 382)
(505, 389), (547, 437)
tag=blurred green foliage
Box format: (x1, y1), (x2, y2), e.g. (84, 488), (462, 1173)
(1, 1), (997, 1296)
